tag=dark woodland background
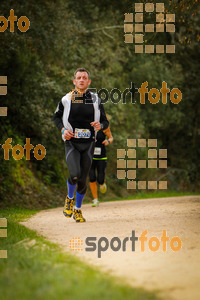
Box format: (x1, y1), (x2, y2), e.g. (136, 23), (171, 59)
(0, 0), (199, 208)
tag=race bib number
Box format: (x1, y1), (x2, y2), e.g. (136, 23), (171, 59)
(74, 128), (91, 138)
(94, 147), (101, 155)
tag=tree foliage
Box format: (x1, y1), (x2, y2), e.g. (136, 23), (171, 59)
(0, 0), (199, 207)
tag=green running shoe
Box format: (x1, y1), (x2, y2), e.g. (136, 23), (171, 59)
(100, 183), (107, 194)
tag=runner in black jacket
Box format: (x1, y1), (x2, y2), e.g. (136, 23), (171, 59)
(89, 126), (113, 207)
(54, 68), (109, 222)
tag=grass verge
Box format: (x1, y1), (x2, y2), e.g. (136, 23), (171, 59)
(0, 208), (159, 300)
(99, 190), (200, 203)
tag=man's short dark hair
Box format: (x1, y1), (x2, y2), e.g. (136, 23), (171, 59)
(74, 68), (90, 79)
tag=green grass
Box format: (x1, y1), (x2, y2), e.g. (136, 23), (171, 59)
(101, 190), (200, 203)
(0, 208), (159, 300)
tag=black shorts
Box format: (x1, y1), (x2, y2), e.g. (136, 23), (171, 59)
(65, 140), (95, 194)
(89, 159), (107, 185)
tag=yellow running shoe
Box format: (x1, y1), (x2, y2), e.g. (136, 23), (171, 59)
(100, 183), (107, 194)
(73, 209), (86, 222)
(63, 196), (74, 218)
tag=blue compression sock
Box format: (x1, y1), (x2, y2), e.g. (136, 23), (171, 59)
(75, 192), (85, 209)
(67, 180), (76, 198)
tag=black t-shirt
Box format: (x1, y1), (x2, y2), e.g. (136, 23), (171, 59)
(53, 89), (109, 143)
(93, 130), (107, 159)
(68, 90), (95, 142)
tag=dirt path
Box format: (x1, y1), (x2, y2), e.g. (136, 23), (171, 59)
(21, 196), (200, 300)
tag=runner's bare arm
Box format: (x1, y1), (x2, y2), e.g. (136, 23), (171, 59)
(102, 127), (113, 145)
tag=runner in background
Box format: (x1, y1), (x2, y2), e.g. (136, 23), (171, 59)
(89, 118), (113, 207)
